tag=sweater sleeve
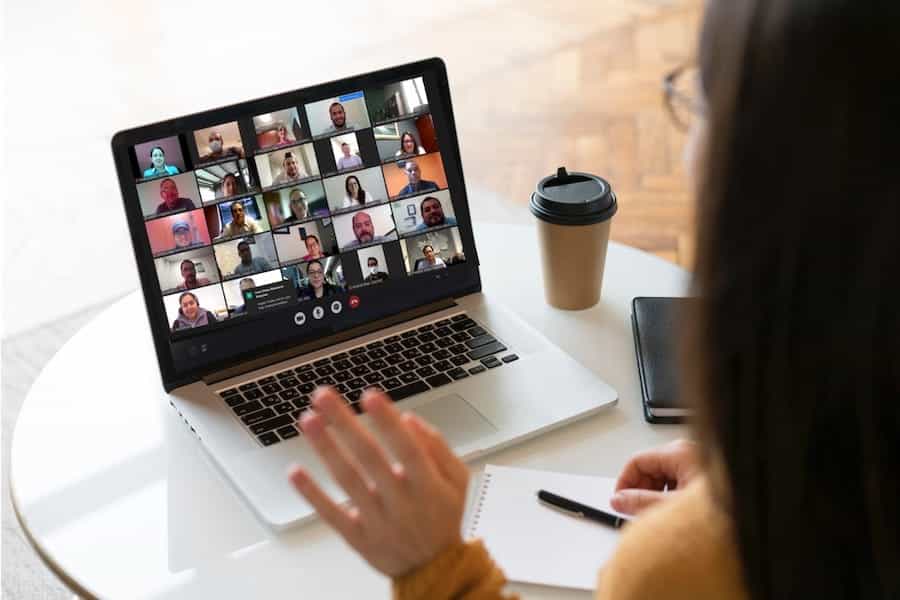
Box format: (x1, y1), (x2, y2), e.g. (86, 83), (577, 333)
(392, 539), (518, 600)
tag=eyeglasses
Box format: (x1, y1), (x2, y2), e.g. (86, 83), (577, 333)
(663, 64), (705, 132)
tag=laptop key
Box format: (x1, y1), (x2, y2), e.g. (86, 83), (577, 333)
(279, 388), (300, 400)
(402, 348), (422, 359)
(434, 326), (453, 338)
(239, 382), (259, 391)
(389, 380), (430, 401)
(364, 341), (384, 350)
(419, 342), (438, 354)
(383, 377), (402, 389)
(351, 365), (370, 376)
(398, 360), (416, 371)
(333, 370), (353, 383)
(416, 366), (437, 378)
(276, 370), (295, 379)
(243, 388), (263, 400)
(258, 432), (280, 446)
(299, 371), (318, 383)
(295, 364), (314, 373)
(401, 330), (418, 339)
(315, 376), (335, 386)
(331, 352), (349, 361)
(384, 335), (401, 344)
(416, 323), (435, 332)
(221, 388), (240, 397)
(482, 357), (502, 369)
(435, 338), (454, 348)
(450, 314), (469, 322)
(452, 332), (471, 342)
(399, 372), (419, 384)
(426, 373), (452, 388)
(368, 348), (387, 359)
(242, 408), (276, 425)
(299, 382), (317, 393)
(385, 353), (404, 365)
(261, 395), (280, 407)
(261, 382), (282, 394)
(333, 359), (353, 370)
(348, 377), (367, 389)
(350, 355), (369, 366)
(450, 355), (470, 366)
(364, 372), (385, 384)
(293, 397), (309, 410)
(313, 358), (331, 367)
(274, 402), (294, 415)
(450, 319), (476, 332)
(468, 365), (487, 375)
(448, 367), (469, 380)
(418, 331), (437, 342)
(234, 400), (263, 416)
(465, 334), (497, 349)
(278, 425), (299, 439)
(401, 338), (420, 349)
(415, 355), (435, 366)
(347, 389), (364, 402)
(436, 318), (452, 327)
(250, 414), (295, 435)
(468, 342), (507, 361)
(335, 383), (349, 394)
(280, 377), (299, 387)
(385, 342), (404, 353)
(369, 359), (388, 371)
(468, 326), (487, 337)
(349, 347), (367, 355)
(384, 366), (402, 377)
(315, 365), (336, 376)
(449, 344), (468, 355)
(502, 354), (519, 363)
(433, 360), (453, 372)
(224, 395), (245, 407)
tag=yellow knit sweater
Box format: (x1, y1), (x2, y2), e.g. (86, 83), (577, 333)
(393, 477), (748, 600)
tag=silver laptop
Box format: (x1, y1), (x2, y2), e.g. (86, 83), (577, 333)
(112, 58), (617, 530)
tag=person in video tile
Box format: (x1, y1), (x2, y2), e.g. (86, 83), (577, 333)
(176, 259), (212, 290)
(155, 178), (197, 215)
(282, 189), (309, 223)
(301, 234), (326, 261)
(275, 125), (292, 146)
(343, 211), (390, 249)
(299, 260), (339, 300)
(200, 130), (244, 162)
(221, 173), (243, 198)
(364, 256), (389, 283)
(172, 292), (218, 331)
(219, 201), (261, 238)
(172, 220), (203, 250)
(398, 160), (439, 196)
(143, 146), (181, 178)
(336, 142), (364, 171)
(414, 244), (446, 271)
(414, 195), (457, 231)
(232, 240), (273, 276)
(230, 278), (256, 315)
(342, 175), (369, 209)
(272, 151), (308, 185)
(395, 132), (426, 158)
(324, 102), (349, 134)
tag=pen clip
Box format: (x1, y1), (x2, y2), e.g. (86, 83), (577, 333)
(538, 496), (586, 519)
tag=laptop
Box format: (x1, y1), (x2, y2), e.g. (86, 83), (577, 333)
(111, 57), (618, 530)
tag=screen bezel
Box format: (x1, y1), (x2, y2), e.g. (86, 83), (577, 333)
(111, 58), (482, 391)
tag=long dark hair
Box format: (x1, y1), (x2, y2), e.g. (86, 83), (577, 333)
(686, 1), (900, 598)
(345, 175), (366, 204)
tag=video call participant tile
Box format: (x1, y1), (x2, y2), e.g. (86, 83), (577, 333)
(333, 204), (398, 252)
(255, 143), (320, 190)
(305, 92), (371, 138)
(137, 172), (203, 218)
(196, 159), (256, 204)
(400, 226), (466, 275)
(214, 233), (279, 281)
(391, 190), (457, 236)
(263, 181), (329, 228)
(384, 153), (448, 199)
(163, 284), (228, 333)
(155, 247), (221, 295)
(271, 219), (338, 266)
(366, 76), (429, 124)
(328, 132), (367, 173)
(282, 257), (346, 302)
(146, 209), (212, 257)
(374, 114), (438, 163)
(221, 268), (284, 317)
(323, 166), (389, 215)
(355, 243), (391, 286)
(192, 121), (245, 166)
(132, 135), (187, 180)
(205, 195), (271, 242)
(252, 107), (305, 151)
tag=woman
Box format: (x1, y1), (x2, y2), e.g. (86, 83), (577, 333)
(275, 124), (292, 146)
(143, 146), (180, 177)
(299, 260), (338, 300)
(220, 172), (244, 198)
(287, 1), (900, 599)
(171, 292), (217, 330)
(394, 131), (426, 158)
(341, 175), (368, 209)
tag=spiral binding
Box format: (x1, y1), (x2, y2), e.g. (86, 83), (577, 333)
(465, 472), (493, 538)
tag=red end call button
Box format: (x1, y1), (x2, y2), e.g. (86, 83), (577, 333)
(349, 295), (360, 309)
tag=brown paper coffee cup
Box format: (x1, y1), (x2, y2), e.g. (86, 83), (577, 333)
(530, 167), (617, 310)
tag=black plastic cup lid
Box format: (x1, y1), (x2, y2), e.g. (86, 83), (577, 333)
(530, 166), (617, 226)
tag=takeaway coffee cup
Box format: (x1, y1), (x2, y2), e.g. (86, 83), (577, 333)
(530, 167), (617, 310)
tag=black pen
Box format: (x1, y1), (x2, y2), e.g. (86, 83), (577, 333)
(537, 489), (631, 529)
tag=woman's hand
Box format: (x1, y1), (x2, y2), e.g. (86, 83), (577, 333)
(288, 387), (470, 577)
(611, 439), (700, 515)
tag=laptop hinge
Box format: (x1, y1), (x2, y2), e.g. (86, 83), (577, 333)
(202, 297), (458, 386)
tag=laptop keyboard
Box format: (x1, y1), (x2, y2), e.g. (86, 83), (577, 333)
(216, 313), (519, 447)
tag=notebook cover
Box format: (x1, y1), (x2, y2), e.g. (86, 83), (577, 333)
(631, 296), (693, 424)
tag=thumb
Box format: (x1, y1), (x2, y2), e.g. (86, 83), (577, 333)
(610, 489), (668, 515)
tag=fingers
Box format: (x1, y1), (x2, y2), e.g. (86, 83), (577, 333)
(610, 488), (668, 515)
(288, 465), (361, 544)
(298, 410), (380, 515)
(614, 446), (680, 492)
(361, 390), (435, 481)
(404, 413), (469, 492)
(310, 387), (395, 489)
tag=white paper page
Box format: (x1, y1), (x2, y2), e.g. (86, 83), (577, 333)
(467, 465), (627, 591)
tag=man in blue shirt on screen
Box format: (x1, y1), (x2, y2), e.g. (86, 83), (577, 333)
(413, 196), (456, 231)
(398, 160), (439, 197)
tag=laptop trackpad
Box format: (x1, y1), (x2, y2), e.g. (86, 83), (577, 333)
(410, 394), (498, 448)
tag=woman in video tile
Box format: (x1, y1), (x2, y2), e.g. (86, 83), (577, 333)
(395, 132), (426, 158)
(342, 175), (369, 209)
(299, 260), (339, 301)
(171, 291), (218, 331)
(143, 146), (181, 178)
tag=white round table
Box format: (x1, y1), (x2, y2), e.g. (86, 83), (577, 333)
(11, 222), (690, 599)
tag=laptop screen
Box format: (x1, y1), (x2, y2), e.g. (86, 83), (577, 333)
(112, 59), (481, 390)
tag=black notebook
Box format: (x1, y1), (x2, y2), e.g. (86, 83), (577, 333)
(631, 297), (694, 424)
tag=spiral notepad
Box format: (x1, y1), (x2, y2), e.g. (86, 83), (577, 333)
(463, 464), (625, 590)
